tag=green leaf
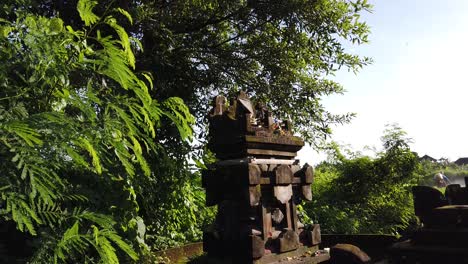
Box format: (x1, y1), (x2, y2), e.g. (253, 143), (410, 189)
(103, 230), (138, 261)
(0, 26), (12, 38)
(162, 97), (195, 140)
(114, 8), (133, 24)
(54, 221), (89, 264)
(48, 18), (64, 34)
(77, 137), (102, 174)
(104, 16), (135, 69)
(79, 212), (116, 229)
(77, 0), (100, 26)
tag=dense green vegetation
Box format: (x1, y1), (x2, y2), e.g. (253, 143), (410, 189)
(306, 125), (421, 235)
(1, 0), (375, 262)
(0, 1), (196, 262)
(4, 0), (468, 262)
(306, 125), (468, 237)
(3, 1), (468, 262)
(2, 0), (373, 145)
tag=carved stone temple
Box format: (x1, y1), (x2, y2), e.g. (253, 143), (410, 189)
(202, 92), (329, 263)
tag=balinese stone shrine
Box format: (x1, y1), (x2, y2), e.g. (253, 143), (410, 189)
(202, 92), (329, 263)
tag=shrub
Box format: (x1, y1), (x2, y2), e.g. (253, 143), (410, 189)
(305, 124), (421, 235)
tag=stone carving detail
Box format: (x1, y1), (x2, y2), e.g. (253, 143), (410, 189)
(202, 92), (326, 263)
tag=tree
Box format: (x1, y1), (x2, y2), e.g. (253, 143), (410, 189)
(1, 0), (374, 253)
(0, 0), (193, 262)
(3, 0), (372, 144)
(132, 0), (372, 144)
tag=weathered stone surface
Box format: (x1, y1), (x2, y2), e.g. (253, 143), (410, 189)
(310, 224), (321, 245)
(302, 185), (313, 201)
(262, 205), (272, 241)
(274, 185), (293, 204)
(294, 163), (314, 184)
(259, 164), (268, 172)
(279, 229), (300, 253)
(251, 235), (265, 259)
(203, 92), (322, 263)
(249, 185), (262, 206)
(268, 164), (277, 172)
(249, 164), (262, 185)
(303, 164), (314, 184)
(211, 95), (227, 116)
(272, 208), (284, 224)
(329, 244), (371, 264)
(291, 165), (301, 174)
(275, 165), (293, 184)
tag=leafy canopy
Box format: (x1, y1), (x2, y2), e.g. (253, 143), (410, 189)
(131, 0), (372, 144)
(0, 0), (193, 262)
(0, 0), (374, 253)
(17, 0), (373, 145)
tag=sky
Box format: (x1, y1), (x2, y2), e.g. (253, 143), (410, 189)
(298, 0), (468, 164)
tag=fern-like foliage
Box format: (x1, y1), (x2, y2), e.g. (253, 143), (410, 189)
(77, 0), (99, 26)
(0, 0), (194, 262)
